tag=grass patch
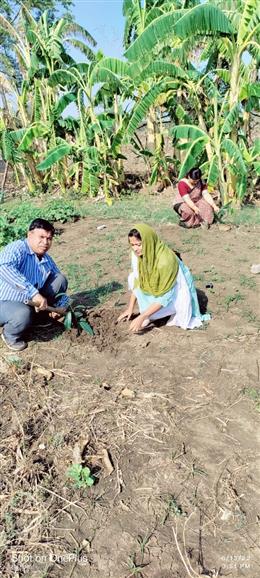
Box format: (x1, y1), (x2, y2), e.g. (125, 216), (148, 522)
(1, 194), (260, 250)
(80, 196), (177, 225)
(224, 292), (245, 310)
(228, 205), (260, 226)
(243, 387), (260, 411)
(241, 309), (260, 326)
(239, 275), (257, 289)
(63, 263), (89, 292)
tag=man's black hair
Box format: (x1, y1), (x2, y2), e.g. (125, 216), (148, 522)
(29, 218), (55, 236)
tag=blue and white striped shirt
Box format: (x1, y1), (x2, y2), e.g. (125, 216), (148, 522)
(0, 239), (68, 306)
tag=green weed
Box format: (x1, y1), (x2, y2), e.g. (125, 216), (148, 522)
(66, 464), (94, 488)
(50, 433), (65, 448)
(239, 275), (257, 289)
(224, 292), (245, 310)
(195, 247), (206, 256)
(203, 268), (225, 283)
(181, 237), (193, 246)
(162, 495), (187, 525)
(241, 309), (259, 324)
(193, 273), (205, 282)
(126, 554), (149, 577)
(4, 512), (16, 540)
(65, 263), (89, 292)
(5, 354), (23, 368)
(243, 387), (260, 411)
(136, 532), (153, 556)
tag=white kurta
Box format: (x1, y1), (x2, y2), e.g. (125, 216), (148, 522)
(128, 252), (209, 330)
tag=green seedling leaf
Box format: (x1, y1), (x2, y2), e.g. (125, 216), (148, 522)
(66, 464), (94, 488)
(6, 354), (23, 366)
(74, 311), (83, 318)
(79, 319), (94, 335)
(67, 463), (82, 479)
(64, 310), (72, 330)
(81, 467), (94, 486)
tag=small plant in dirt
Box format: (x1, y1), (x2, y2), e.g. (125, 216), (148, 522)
(66, 463), (95, 488)
(224, 292), (245, 311)
(5, 354), (23, 368)
(61, 299), (94, 335)
(162, 495), (187, 524)
(243, 387), (260, 411)
(126, 553), (149, 577)
(214, 202), (232, 223)
(241, 308), (259, 325)
(239, 275), (256, 289)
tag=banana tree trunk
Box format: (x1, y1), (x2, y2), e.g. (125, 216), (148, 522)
(25, 154), (42, 187)
(229, 52), (240, 110)
(1, 161), (9, 192)
(147, 106), (157, 150)
(113, 94), (124, 185)
(217, 154), (228, 205)
(19, 163), (34, 193)
(198, 112), (213, 161)
(227, 51), (241, 199)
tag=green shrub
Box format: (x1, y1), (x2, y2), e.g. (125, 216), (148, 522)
(0, 200), (81, 248)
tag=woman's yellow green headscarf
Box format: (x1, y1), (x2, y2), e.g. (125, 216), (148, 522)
(131, 223), (179, 296)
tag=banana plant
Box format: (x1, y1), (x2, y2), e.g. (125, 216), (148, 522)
(0, 8), (96, 191)
(171, 95), (253, 205)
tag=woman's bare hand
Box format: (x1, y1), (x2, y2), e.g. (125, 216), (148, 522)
(129, 315), (145, 333)
(117, 308), (133, 322)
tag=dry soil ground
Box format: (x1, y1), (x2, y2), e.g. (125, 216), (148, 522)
(0, 208), (260, 578)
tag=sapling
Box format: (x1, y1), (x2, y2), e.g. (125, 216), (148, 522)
(64, 303), (94, 335)
(66, 464), (94, 488)
(57, 294), (94, 335)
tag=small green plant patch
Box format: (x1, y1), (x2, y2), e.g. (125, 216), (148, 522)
(66, 464), (94, 488)
(224, 292), (245, 311)
(243, 387), (260, 411)
(239, 275), (257, 289)
(0, 200), (81, 248)
(162, 495), (187, 525)
(241, 308), (259, 325)
(126, 554), (149, 577)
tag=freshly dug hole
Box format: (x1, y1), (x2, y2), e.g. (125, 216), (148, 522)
(66, 307), (127, 352)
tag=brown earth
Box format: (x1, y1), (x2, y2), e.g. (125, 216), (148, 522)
(0, 211), (260, 578)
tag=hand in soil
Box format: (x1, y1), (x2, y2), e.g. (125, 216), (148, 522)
(117, 308), (133, 322)
(129, 315), (146, 333)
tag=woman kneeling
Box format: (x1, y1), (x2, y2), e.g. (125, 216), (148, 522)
(173, 167), (219, 229)
(117, 223), (210, 333)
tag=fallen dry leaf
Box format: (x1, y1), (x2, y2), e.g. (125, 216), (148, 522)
(121, 387), (136, 399)
(218, 224), (232, 232)
(36, 367), (54, 381)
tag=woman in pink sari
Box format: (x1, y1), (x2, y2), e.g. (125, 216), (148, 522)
(173, 167), (219, 229)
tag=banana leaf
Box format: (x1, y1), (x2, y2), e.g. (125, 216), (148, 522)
(37, 143), (72, 170)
